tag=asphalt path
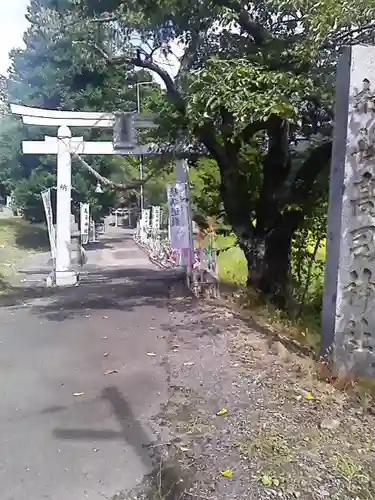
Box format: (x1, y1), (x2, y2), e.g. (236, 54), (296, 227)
(0, 230), (176, 500)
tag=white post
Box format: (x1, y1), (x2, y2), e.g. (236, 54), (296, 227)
(55, 126), (77, 286)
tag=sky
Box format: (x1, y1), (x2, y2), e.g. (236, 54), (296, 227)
(0, 0), (29, 75)
(0, 0), (181, 86)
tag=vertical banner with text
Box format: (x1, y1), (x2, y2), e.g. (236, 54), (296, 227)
(151, 205), (161, 232)
(41, 189), (56, 259)
(167, 183), (190, 249)
(80, 203), (90, 245)
(139, 208), (150, 244)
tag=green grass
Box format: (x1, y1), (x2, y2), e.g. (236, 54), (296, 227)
(312, 238), (326, 261)
(216, 234), (247, 286)
(214, 234), (327, 351)
(216, 234), (327, 288)
(0, 217), (49, 291)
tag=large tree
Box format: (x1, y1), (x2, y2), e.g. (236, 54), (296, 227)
(19, 0), (375, 304)
(3, 0), (161, 221)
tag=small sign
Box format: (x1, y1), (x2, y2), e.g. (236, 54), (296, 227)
(113, 113), (135, 149)
(80, 203), (90, 245)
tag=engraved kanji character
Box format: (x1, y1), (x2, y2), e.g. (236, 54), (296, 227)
(351, 172), (375, 216)
(342, 317), (373, 353)
(351, 127), (375, 164)
(353, 78), (375, 114)
(343, 268), (375, 314)
(350, 226), (375, 260)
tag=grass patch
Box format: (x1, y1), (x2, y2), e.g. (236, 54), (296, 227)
(216, 234), (247, 286)
(235, 424), (375, 498)
(0, 217), (48, 291)
(215, 234), (326, 353)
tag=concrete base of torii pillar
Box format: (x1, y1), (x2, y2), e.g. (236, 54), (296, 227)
(54, 270), (78, 287)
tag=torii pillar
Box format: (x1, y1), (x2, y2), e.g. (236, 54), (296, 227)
(55, 126), (77, 286)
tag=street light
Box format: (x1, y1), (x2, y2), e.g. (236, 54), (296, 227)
(135, 81), (154, 214)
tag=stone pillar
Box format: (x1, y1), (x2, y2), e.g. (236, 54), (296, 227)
(323, 45), (375, 378)
(175, 158), (189, 184)
(55, 125), (77, 286)
(174, 159), (193, 270)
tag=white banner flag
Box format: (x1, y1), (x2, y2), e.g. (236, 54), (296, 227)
(151, 205), (161, 231)
(167, 182), (190, 249)
(80, 203), (90, 245)
(142, 208), (150, 227)
(41, 189), (56, 259)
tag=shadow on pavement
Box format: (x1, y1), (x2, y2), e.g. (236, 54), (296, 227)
(53, 386), (153, 470)
(54, 386), (193, 500)
(83, 236), (135, 251)
(0, 266), (185, 322)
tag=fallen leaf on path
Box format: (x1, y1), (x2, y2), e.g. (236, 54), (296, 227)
(73, 392), (84, 397)
(104, 369), (118, 375)
(305, 392), (314, 401)
(146, 352), (156, 357)
(261, 475), (272, 486)
(261, 475), (280, 487)
(221, 469), (233, 478)
(216, 408), (228, 417)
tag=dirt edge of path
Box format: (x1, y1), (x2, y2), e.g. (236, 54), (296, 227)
(126, 282), (375, 500)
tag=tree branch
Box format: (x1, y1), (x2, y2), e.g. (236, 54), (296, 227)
(89, 43), (186, 114)
(229, 3), (271, 46)
(176, 28), (206, 78)
(287, 140), (332, 204)
(196, 122), (228, 166)
(326, 22), (375, 48)
(72, 153), (159, 191)
(236, 120), (266, 146)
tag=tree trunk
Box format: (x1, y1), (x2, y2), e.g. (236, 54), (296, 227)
(240, 221), (296, 309)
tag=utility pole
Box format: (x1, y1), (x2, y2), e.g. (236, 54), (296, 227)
(136, 81), (154, 216)
(136, 83), (144, 214)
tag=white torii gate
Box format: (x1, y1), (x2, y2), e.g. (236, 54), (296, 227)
(11, 104), (191, 287)
(10, 104), (162, 286)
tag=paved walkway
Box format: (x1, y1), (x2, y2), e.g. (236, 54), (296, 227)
(0, 229), (177, 500)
